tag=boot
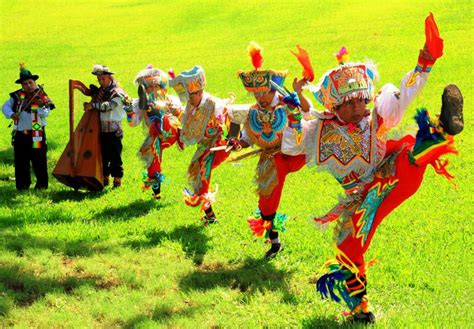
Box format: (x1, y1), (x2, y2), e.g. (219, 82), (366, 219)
(152, 185), (161, 200)
(264, 230), (283, 259)
(103, 176), (110, 187)
(201, 214), (218, 226)
(351, 311), (376, 324)
(201, 207), (218, 226)
(440, 84), (463, 135)
(264, 241), (283, 259)
(138, 84), (149, 111)
(113, 177), (122, 188)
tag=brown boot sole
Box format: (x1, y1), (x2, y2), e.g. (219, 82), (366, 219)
(440, 84), (463, 135)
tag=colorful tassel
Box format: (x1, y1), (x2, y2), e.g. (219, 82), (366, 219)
(247, 211), (287, 238)
(272, 213), (288, 233)
(247, 212), (271, 237)
(182, 186), (216, 212)
(247, 41), (263, 70)
(410, 109), (458, 183)
(335, 47), (350, 65)
(291, 45), (315, 82)
(142, 171), (165, 190)
(19, 62), (28, 74)
(316, 260), (361, 311)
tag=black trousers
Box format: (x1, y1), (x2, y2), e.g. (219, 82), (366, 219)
(100, 132), (123, 178)
(13, 130), (48, 190)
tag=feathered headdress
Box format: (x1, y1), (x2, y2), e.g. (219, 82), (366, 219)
(238, 41), (287, 93)
(248, 41), (263, 70)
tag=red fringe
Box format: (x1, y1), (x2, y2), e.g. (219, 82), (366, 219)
(291, 45), (315, 82)
(425, 13), (443, 60)
(247, 218), (272, 237)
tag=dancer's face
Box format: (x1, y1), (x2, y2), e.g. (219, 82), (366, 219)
(334, 98), (366, 124)
(188, 90), (203, 107)
(254, 90), (275, 109)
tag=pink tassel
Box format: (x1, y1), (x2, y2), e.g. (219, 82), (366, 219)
(335, 47), (350, 64)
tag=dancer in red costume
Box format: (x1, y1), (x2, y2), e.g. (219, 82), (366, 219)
(169, 66), (238, 225)
(283, 14), (463, 323)
(127, 65), (183, 199)
(230, 42), (314, 258)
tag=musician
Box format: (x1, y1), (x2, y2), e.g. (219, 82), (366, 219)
(83, 65), (131, 188)
(2, 63), (55, 190)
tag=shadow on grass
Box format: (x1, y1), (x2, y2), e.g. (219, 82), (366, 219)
(125, 225), (209, 265)
(0, 231), (110, 257)
(94, 199), (161, 222)
(0, 147), (14, 166)
(48, 188), (106, 202)
(301, 315), (360, 328)
(0, 262), (118, 315)
(179, 257), (293, 296)
(123, 305), (200, 328)
(0, 183), (25, 208)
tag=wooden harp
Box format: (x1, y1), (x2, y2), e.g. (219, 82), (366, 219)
(53, 80), (103, 191)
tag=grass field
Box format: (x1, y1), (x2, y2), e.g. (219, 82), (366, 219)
(0, 0), (472, 327)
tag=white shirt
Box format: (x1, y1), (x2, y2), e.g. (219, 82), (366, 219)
(2, 97), (50, 130)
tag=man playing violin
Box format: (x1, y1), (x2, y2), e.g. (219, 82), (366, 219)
(2, 63), (55, 190)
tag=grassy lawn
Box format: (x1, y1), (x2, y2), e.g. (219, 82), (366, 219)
(0, 0), (472, 327)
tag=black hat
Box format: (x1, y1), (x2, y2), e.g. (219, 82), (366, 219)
(92, 64), (114, 76)
(15, 63), (39, 84)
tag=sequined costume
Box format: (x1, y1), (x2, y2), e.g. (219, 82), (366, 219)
(170, 66), (233, 224)
(283, 15), (458, 322)
(127, 66), (183, 198)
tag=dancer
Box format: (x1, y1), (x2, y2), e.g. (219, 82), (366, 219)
(127, 65), (183, 199)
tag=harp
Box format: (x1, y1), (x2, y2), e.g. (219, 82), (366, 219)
(53, 80), (103, 191)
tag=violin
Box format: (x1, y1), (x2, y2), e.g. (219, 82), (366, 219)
(17, 85), (53, 113)
(9, 85), (55, 128)
(23, 85), (54, 109)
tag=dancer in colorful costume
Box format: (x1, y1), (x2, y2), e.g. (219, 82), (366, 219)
(287, 14), (463, 322)
(84, 64), (131, 188)
(126, 65), (183, 199)
(169, 66), (236, 225)
(2, 63), (55, 190)
(229, 42), (314, 258)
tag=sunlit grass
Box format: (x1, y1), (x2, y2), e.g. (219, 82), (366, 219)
(0, 0), (472, 327)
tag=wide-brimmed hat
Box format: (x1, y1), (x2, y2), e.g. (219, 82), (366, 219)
(15, 63), (39, 84)
(92, 64), (114, 76)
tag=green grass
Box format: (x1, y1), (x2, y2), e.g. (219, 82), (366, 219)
(0, 0), (473, 327)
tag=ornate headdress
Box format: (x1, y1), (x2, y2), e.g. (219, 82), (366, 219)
(238, 41), (287, 93)
(15, 63), (39, 84)
(312, 47), (378, 110)
(169, 66), (206, 102)
(134, 65), (169, 89)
